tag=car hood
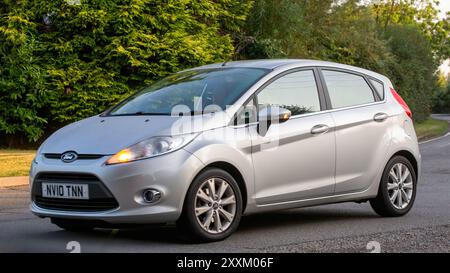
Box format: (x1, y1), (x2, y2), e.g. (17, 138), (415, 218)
(40, 114), (226, 155)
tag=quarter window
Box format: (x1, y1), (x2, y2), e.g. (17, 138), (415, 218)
(369, 79), (385, 100)
(257, 70), (321, 116)
(235, 100), (257, 125)
(322, 70), (375, 109)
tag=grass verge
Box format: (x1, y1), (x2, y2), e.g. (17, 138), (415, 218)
(415, 118), (449, 141)
(0, 149), (35, 177)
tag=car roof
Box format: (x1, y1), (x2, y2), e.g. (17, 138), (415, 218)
(190, 59), (389, 83)
(193, 59), (306, 70)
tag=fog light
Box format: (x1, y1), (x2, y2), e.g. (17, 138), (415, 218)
(143, 189), (161, 203)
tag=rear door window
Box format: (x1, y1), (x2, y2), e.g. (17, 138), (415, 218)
(322, 70), (375, 109)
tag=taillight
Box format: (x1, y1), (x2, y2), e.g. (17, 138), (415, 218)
(390, 88), (412, 119)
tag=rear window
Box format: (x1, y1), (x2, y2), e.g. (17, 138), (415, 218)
(322, 70), (375, 109)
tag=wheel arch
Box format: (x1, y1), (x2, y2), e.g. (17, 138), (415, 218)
(195, 161), (248, 213)
(389, 150), (419, 180)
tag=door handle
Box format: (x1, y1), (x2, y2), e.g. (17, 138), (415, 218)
(311, 124), (329, 135)
(373, 113), (388, 122)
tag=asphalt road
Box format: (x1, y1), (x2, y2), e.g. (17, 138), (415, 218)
(1, 115), (449, 253)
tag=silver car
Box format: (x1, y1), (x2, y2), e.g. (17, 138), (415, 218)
(30, 60), (420, 242)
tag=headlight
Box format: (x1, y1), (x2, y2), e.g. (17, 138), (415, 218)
(106, 134), (198, 165)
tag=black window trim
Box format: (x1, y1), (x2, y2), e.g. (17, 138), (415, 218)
(366, 76), (385, 101)
(231, 66), (388, 126)
(317, 67), (382, 110)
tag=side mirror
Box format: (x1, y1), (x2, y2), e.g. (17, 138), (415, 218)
(257, 106), (291, 135)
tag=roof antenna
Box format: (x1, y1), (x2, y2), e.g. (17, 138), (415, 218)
(221, 59), (230, 67)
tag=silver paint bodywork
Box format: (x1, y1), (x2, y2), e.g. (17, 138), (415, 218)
(30, 60), (421, 223)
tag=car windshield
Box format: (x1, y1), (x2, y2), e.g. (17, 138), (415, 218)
(107, 68), (269, 116)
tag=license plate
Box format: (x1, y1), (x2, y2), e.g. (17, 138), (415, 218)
(42, 183), (89, 200)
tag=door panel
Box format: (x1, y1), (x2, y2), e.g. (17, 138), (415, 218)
(319, 69), (391, 194)
(248, 69), (336, 205)
(331, 104), (391, 194)
(251, 113), (336, 205)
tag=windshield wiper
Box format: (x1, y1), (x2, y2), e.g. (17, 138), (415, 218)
(108, 110), (219, 117)
(132, 111), (145, 115)
(108, 112), (171, 116)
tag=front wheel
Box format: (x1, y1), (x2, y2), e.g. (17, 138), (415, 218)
(370, 156), (417, 217)
(177, 168), (243, 242)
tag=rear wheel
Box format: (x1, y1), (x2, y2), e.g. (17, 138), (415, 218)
(51, 218), (95, 232)
(370, 156), (417, 217)
(177, 168), (243, 242)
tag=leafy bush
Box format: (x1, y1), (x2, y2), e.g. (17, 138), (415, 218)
(0, 11), (50, 145)
(239, 0), (449, 122)
(433, 82), (450, 113)
(0, 0), (252, 144)
(383, 24), (437, 121)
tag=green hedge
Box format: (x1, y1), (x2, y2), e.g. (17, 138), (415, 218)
(0, 0), (252, 145)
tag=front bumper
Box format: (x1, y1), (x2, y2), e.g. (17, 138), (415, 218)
(30, 149), (204, 224)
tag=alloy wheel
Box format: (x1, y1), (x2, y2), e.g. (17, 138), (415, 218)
(387, 163), (414, 210)
(194, 177), (237, 234)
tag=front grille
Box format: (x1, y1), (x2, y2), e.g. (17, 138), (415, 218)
(32, 172), (119, 212)
(44, 153), (104, 160)
(34, 196), (118, 212)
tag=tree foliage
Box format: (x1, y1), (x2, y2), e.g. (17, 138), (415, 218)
(0, 7), (50, 145)
(432, 73), (450, 113)
(371, 0), (450, 60)
(383, 24), (437, 120)
(0, 0), (252, 144)
(370, 0), (449, 118)
(240, 0), (449, 121)
(238, 0), (394, 73)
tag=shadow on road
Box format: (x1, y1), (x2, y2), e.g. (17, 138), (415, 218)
(42, 206), (379, 245)
(239, 207), (378, 231)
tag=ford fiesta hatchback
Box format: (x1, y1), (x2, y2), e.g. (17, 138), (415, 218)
(30, 60), (420, 242)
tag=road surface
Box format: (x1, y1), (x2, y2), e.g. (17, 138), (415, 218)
(1, 115), (449, 253)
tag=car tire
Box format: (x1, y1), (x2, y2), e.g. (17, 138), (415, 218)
(177, 168), (243, 243)
(51, 218), (95, 232)
(370, 155), (417, 217)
